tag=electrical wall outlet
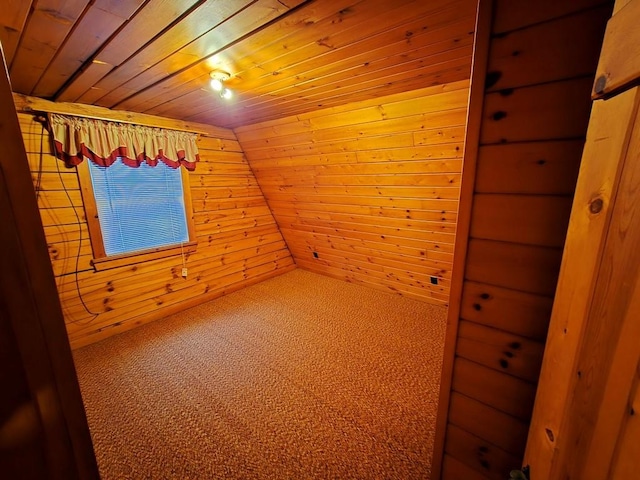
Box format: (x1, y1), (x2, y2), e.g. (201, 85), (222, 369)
(181, 267), (188, 278)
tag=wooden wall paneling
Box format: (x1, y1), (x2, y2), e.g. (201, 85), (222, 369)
(283, 228), (452, 266)
(480, 77), (595, 144)
(0, 44), (99, 478)
(593, 0), (640, 97)
(259, 172), (461, 188)
(31, 173), (80, 193)
(475, 141), (584, 195)
(448, 392), (529, 456)
(456, 321), (545, 383)
(266, 199), (458, 223)
(263, 192), (457, 214)
(465, 239), (563, 297)
(433, 1), (493, 478)
(38, 206), (86, 226)
(470, 194), (573, 247)
(442, 454), (493, 480)
(524, 87), (640, 480)
(492, 0), (610, 34)
(288, 243), (451, 285)
(268, 184), (458, 200)
(487, 5), (611, 92)
(235, 81), (469, 140)
(37, 190), (84, 210)
(243, 82), (470, 139)
(437, 2), (612, 479)
(249, 143), (463, 164)
(285, 240), (451, 280)
(275, 212), (455, 243)
(17, 103), (294, 347)
(292, 258), (448, 304)
(69, 258), (296, 348)
(237, 78), (470, 307)
(61, 251), (295, 344)
(284, 228), (453, 266)
(459, 282), (553, 342)
(445, 424), (521, 480)
(61, 248), (292, 324)
(55, 229), (287, 311)
(452, 358), (536, 421)
(58, 225), (284, 286)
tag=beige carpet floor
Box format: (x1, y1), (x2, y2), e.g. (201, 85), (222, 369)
(73, 269), (447, 479)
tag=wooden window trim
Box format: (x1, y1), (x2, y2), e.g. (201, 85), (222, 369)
(76, 159), (197, 271)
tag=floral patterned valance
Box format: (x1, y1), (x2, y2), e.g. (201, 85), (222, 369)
(49, 114), (200, 170)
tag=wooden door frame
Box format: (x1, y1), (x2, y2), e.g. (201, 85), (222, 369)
(0, 44), (99, 478)
(524, 0), (640, 477)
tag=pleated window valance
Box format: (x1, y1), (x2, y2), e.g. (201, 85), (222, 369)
(49, 113), (200, 171)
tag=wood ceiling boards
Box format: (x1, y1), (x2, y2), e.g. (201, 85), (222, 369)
(3, 0), (475, 129)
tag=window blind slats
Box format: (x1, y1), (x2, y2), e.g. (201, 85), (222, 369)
(88, 158), (189, 256)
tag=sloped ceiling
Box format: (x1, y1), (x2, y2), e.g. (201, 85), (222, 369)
(2, 0), (476, 129)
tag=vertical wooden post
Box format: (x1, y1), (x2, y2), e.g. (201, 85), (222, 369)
(430, 1), (493, 478)
(525, 1), (640, 477)
(523, 83), (640, 480)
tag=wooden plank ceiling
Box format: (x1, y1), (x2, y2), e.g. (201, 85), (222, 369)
(2, 0), (475, 129)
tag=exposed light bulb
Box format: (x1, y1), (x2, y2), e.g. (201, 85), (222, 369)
(210, 78), (223, 91)
(210, 71), (233, 99)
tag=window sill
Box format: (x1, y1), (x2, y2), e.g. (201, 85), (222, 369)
(91, 242), (197, 272)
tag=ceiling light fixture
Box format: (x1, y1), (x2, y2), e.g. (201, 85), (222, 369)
(210, 71), (233, 100)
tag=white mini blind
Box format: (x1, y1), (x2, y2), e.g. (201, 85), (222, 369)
(88, 157), (189, 256)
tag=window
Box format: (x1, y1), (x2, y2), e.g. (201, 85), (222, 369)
(77, 159), (196, 270)
(89, 157), (191, 253)
(49, 114), (199, 270)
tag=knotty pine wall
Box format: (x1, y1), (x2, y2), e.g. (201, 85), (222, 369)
(236, 80), (470, 305)
(439, 1), (612, 479)
(18, 112), (294, 348)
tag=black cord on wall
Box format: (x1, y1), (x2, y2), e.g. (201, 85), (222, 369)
(35, 116), (100, 319)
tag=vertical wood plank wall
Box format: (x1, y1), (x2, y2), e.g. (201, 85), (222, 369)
(439, 1), (612, 479)
(1, 51), (99, 479)
(526, 0), (640, 476)
(18, 112), (294, 348)
(236, 80), (471, 305)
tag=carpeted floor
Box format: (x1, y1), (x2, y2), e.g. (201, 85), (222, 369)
(73, 269), (447, 479)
